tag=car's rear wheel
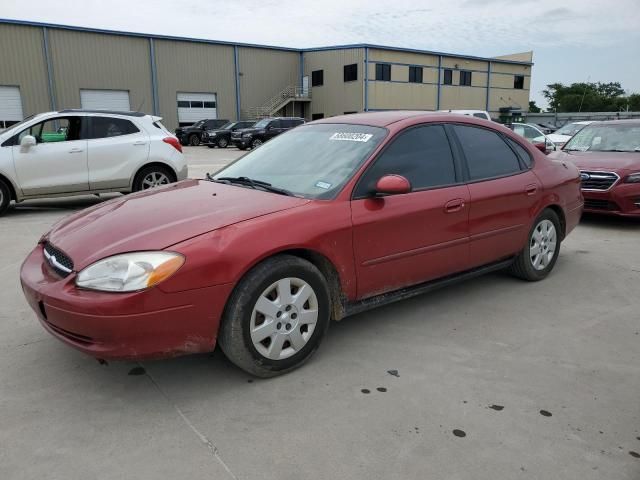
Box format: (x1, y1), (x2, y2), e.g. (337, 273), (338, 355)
(133, 166), (175, 192)
(217, 138), (229, 148)
(251, 138), (263, 149)
(189, 134), (200, 146)
(0, 178), (11, 216)
(508, 209), (561, 281)
(218, 255), (331, 377)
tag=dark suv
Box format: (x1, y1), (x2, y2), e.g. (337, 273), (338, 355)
(175, 119), (229, 146)
(202, 121), (256, 148)
(231, 117), (305, 150)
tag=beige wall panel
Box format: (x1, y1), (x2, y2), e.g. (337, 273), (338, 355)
(491, 73), (530, 90)
(369, 83), (437, 110)
(391, 65), (407, 82)
(154, 40), (236, 129)
(0, 24), (51, 115)
(441, 57), (488, 72)
(304, 49), (364, 117)
(369, 49), (439, 67)
(440, 87), (487, 111)
(488, 89), (530, 113)
(493, 51), (533, 63)
(491, 62), (532, 75)
(49, 29), (152, 113)
(238, 48), (299, 113)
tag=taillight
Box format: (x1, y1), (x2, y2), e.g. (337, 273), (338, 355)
(163, 137), (182, 153)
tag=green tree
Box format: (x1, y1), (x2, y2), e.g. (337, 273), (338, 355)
(542, 82), (631, 112)
(528, 100), (541, 113)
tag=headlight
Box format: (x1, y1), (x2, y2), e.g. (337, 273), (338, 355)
(242, 133), (252, 138)
(624, 172), (640, 183)
(76, 252), (185, 292)
(209, 132), (216, 137)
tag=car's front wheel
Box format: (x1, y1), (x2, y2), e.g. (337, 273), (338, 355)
(251, 138), (263, 149)
(0, 178), (11, 216)
(219, 255), (331, 377)
(189, 134), (200, 146)
(508, 209), (561, 281)
(217, 138), (229, 148)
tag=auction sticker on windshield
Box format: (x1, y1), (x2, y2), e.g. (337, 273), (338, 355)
(329, 132), (373, 142)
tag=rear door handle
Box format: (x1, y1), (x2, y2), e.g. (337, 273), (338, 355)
(69, 148), (83, 153)
(444, 198), (465, 213)
(525, 184), (538, 195)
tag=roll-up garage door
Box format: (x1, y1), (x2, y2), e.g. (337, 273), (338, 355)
(80, 89), (131, 111)
(177, 92), (217, 126)
(0, 86), (24, 130)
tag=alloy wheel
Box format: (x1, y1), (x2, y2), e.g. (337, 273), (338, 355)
(141, 172), (170, 189)
(250, 277), (318, 360)
(530, 219), (557, 271)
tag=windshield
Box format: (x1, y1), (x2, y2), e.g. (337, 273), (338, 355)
(555, 122), (588, 136)
(192, 120), (205, 128)
(0, 115), (37, 136)
(253, 119), (270, 128)
(214, 124), (387, 199)
(563, 123), (640, 152)
(220, 122), (234, 130)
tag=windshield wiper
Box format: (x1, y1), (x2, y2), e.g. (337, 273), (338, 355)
(211, 176), (295, 196)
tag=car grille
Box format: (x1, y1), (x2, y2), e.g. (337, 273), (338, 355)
(579, 171), (619, 191)
(231, 132), (242, 139)
(583, 199), (619, 211)
(43, 242), (74, 277)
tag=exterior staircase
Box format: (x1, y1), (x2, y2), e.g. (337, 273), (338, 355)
(242, 85), (311, 120)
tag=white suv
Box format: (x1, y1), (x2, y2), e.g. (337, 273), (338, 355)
(0, 110), (187, 216)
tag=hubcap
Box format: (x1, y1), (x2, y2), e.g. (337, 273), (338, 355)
(141, 172), (170, 189)
(252, 139), (262, 147)
(219, 139), (228, 147)
(250, 277), (318, 360)
(530, 219), (557, 271)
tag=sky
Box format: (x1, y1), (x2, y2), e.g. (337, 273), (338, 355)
(2, 0), (639, 109)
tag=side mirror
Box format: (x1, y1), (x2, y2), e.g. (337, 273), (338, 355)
(20, 135), (36, 148)
(375, 174), (412, 196)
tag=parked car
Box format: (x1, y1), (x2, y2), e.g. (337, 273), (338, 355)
(438, 109), (492, 121)
(231, 117), (304, 150)
(175, 119), (229, 146)
(509, 123), (557, 154)
(202, 121), (256, 148)
(530, 122), (556, 135)
(546, 121), (593, 148)
(20, 112), (582, 377)
(549, 120), (640, 217)
(0, 110), (186, 216)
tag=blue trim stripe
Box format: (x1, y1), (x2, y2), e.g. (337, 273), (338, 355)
(42, 27), (56, 111)
(233, 46), (241, 120)
(149, 38), (159, 115)
(0, 18), (533, 67)
(364, 47), (369, 112)
(436, 56), (442, 110)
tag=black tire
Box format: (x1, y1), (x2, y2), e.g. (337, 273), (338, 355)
(218, 255), (331, 378)
(132, 165), (175, 192)
(217, 138), (229, 148)
(189, 134), (200, 146)
(0, 178), (11, 216)
(251, 138), (263, 149)
(238, 146), (247, 151)
(207, 144), (215, 149)
(508, 209), (562, 281)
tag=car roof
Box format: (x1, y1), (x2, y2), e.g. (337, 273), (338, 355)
(310, 111), (486, 127)
(57, 109), (148, 117)
(589, 119), (640, 126)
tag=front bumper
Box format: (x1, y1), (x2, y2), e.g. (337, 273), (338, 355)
(582, 183), (640, 217)
(231, 137), (251, 148)
(20, 244), (233, 360)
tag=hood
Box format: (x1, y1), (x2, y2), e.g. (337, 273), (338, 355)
(233, 127), (263, 135)
(47, 180), (309, 269)
(549, 150), (640, 172)
(207, 128), (231, 135)
(547, 133), (572, 143)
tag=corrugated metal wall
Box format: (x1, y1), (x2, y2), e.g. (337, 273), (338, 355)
(304, 49), (364, 117)
(0, 24), (51, 116)
(154, 40), (237, 129)
(49, 29), (153, 113)
(238, 47), (299, 114)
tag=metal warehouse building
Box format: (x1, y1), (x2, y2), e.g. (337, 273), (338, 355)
(0, 19), (533, 131)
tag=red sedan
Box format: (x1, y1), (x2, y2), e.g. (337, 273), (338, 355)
(549, 120), (640, 217)
(20, 112), (583, 377)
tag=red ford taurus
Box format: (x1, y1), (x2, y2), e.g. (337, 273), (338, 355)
(20, 112), (583, 377)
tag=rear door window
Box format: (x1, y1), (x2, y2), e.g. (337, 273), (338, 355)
(453, 125), (523, 180)
(88, 117), (139, 139)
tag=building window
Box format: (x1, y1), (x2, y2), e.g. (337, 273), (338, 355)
(514, 75), (525, 89)
(312, 70), (324, 87)
(460, 70), (472, 86)
(375, 63), (391, 81)
(311, 113), (324, 120)
(409, 66), (423, 83)
(344, 64), (358, 82)
(443, 69), (453, 85)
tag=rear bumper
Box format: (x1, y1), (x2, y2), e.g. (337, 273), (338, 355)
(20, 244), (233, 360)
(582, 184), (640, 217)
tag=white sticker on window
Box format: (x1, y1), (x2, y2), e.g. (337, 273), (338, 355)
(315, 181), (332, 189)
(329, 132), (373, 142)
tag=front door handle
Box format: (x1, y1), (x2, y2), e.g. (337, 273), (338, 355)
(444, 198), (465, 213)
(525, 184), (538, 195)
(133, 141), (147, 146)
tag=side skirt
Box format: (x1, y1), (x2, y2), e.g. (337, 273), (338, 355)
(343, 257), (515, 318)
